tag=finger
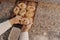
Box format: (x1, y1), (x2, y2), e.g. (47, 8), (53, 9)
(15, 16), (22, 20)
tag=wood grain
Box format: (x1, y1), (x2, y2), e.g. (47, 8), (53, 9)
(8, 27), (21, 40)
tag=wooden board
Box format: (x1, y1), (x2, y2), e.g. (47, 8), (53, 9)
(8, 27), (21, 40)
(8, 1), (37, 40)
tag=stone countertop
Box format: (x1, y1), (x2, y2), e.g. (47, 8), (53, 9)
(0, 1), (15, 40)
(29, 2), (60, 40)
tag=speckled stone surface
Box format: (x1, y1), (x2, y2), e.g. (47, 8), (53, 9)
(0, 2), (15, 23)
(0, 1), (15, 40)
(29, 2), (60, 40)
(27, 0), (60, 4)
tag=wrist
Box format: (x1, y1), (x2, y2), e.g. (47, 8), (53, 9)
(21, 29), (29, 32)
(9, 19), (14, 25)
(21, 26), (31, 32)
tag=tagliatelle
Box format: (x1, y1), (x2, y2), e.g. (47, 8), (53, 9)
(27, 6), (35, 12)
(18, 3), (26, 9)
(19, 9), (26, 16)
(13, 6), (20, 15)
(25, 11), (34, 18)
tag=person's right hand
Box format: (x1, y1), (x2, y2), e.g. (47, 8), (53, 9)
(21, 18), (33, 32)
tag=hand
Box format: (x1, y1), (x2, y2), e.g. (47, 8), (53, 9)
(21, 18), (33, 32)
(9, 16), (22, 25)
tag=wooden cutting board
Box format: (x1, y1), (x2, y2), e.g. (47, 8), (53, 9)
(8, 1), (38, 40)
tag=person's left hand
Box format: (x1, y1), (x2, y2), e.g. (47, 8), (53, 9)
(9, 16), (22, 25)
